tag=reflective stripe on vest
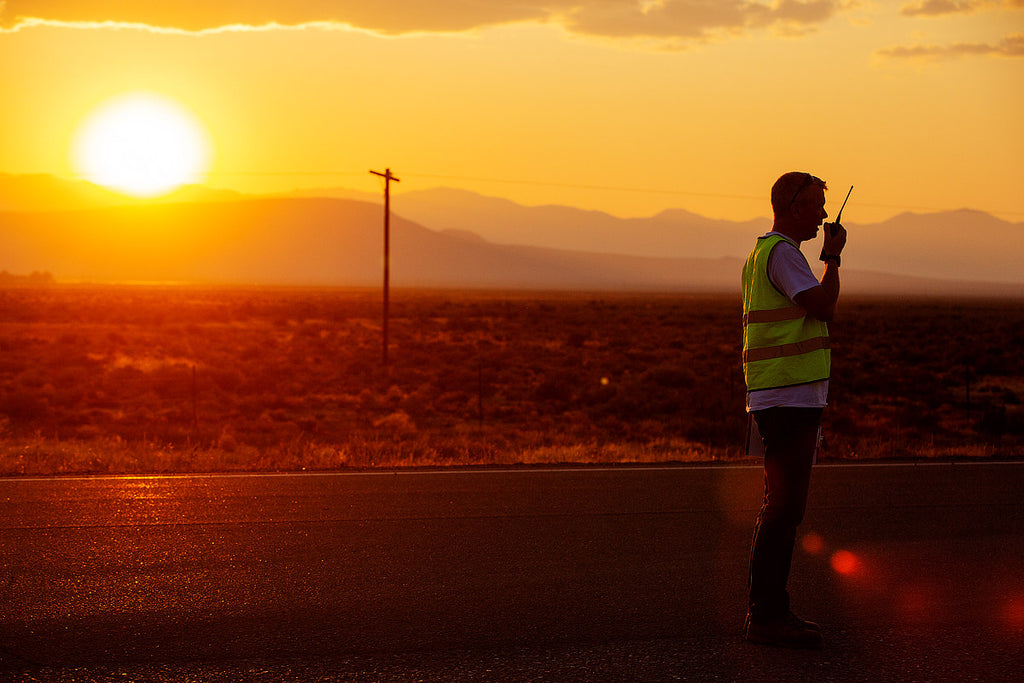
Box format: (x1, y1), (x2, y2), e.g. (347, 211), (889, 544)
(742, 235), (830, 391)
(742, 305), (805, 326)
(743, 335), (830, 364)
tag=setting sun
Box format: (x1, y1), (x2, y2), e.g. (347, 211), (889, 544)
(71, 92), (211, 198)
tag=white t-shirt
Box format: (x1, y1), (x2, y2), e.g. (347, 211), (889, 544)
(746, 232), (829, 412)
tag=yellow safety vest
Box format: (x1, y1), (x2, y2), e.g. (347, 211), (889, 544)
(742, 235), (830, 391)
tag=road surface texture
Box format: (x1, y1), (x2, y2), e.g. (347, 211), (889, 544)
(1, 462), (1022, 681)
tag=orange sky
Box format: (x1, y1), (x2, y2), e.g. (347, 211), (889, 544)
(1, 1), (1022, 223)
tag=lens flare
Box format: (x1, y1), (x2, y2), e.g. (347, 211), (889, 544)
(830, 549), (860, 575)
(1003, 593), (1024, 631)
(801, 531), (825, 555)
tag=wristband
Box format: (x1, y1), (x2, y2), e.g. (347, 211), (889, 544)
(822, 254), (841, 267)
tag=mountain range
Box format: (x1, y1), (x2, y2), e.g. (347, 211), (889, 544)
(1, 173), (1020, 296)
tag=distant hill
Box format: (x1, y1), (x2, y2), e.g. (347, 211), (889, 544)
(0, 173), (245, 213)
(0, 197), (746, 289)
(390, 188), (1024, 285)
(392, 187), (767, 261)
(0, 194), (1017, 296)
(268, 184), (1024, 287)
(840, 209), (1021, 285)
(0, 174), (1020, 295)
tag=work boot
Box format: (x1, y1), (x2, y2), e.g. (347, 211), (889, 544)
(744, 611), (823, 649)
(788, 611), (820, 633)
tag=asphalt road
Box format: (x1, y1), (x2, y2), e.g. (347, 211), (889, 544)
(1, 462), (1022, 681)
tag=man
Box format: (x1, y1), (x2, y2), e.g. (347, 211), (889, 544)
(741, 171), (847, 649)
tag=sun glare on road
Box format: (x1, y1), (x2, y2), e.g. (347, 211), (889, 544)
(71, 92), (211, 198)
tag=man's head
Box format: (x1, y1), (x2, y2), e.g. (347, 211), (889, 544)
(771, 172), (828, 243)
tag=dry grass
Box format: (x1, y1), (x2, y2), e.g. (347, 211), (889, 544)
(0, 285), (1020, 475)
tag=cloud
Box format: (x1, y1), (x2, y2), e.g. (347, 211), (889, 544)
(0, 1), (844, 41)
(878, 32), (1024, 58)
(901, 0), (983, 16)
(0, 1), (539, 34)
(901, 0), (1022, 15)
(564, 0), (840, 40)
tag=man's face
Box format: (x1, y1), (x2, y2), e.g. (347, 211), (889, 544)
(792, 186), (828, 242)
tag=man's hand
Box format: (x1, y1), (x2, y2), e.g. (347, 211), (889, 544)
(822, 222), (847, 259)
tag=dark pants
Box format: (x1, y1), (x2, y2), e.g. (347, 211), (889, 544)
(747, 406), (823, 621)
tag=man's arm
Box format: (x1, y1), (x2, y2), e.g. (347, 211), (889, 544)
(794, 262), (839, 323)
(795, 223), (846, 322)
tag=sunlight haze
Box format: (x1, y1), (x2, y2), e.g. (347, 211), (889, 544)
(1, 1), (1021, 229)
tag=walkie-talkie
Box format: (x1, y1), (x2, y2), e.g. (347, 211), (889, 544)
(821, 185), (852, 262)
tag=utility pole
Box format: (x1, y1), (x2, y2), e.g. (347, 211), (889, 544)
(370, 168), (399, 366)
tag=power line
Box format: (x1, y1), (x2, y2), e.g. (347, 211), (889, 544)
(399, 171), (767, 203)
(207, 169), (763, 200)
(206, 171), (368, 177)
(194, 169), (1024, 217)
